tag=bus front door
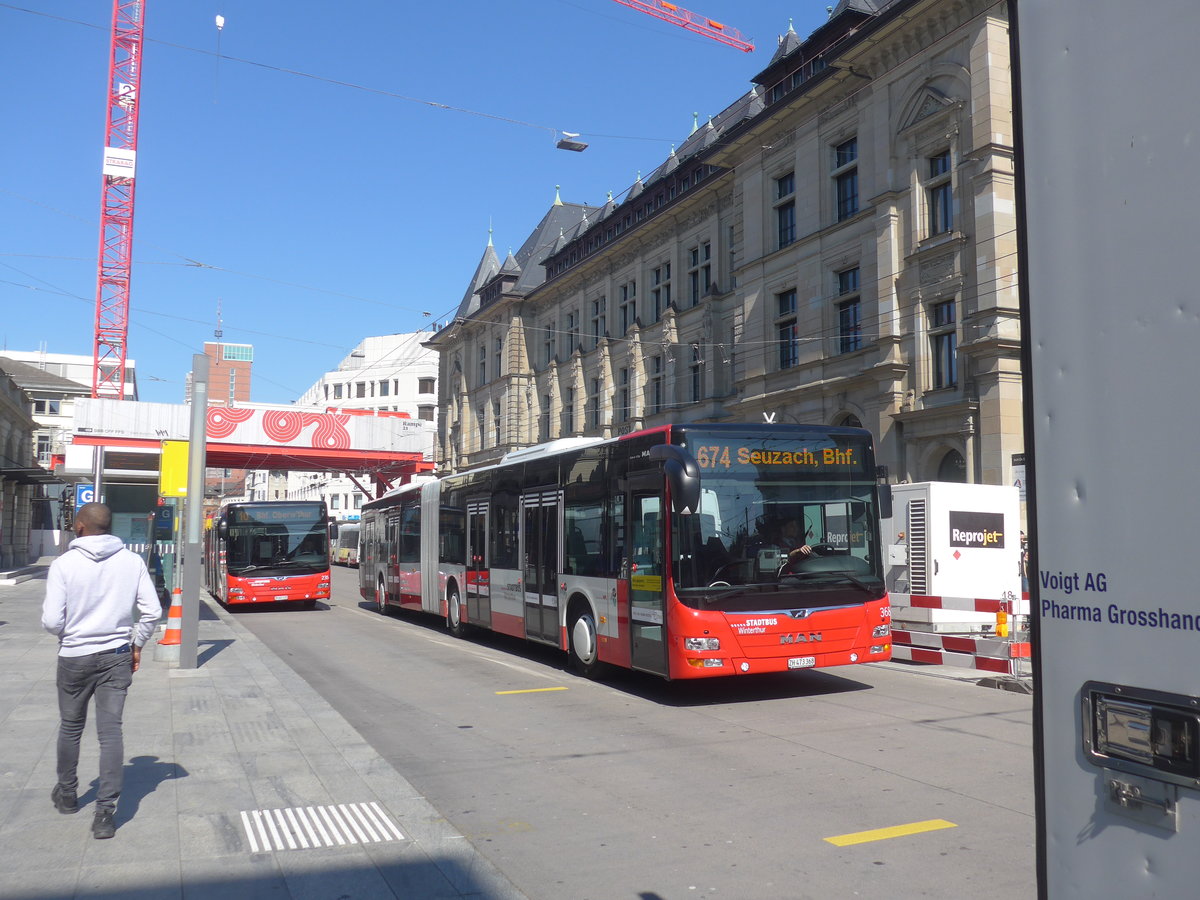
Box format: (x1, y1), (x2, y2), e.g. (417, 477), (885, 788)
(628, 491), (668, 676)
(521, 489), (561, 645)
(466, 499), (490, 624)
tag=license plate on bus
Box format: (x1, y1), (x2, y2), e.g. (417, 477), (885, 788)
(788, 656), (816, 669)
(275, 594), (290, 600)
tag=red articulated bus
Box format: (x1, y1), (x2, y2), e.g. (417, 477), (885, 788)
(205, 500), (331, 608)
(359, 423), (892, 679)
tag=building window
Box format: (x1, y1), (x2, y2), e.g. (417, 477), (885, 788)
(476, 408), (486, 450)
(563, 387), (575, 434)
(356, 381), (366, 399)
(540, 394), (551, 442)
(618, 368), (631, 421)
(493, 400), (502, 447)
(837, 267), (862, 354)
(36, 433), (52, 463)
(494, 338), (503, 378)
(834, 137), (859, 221)
(648, 355), (663, 415)
(222, 344), (253, 361)
(378, 380), (389, 397)
(418, 404), (435, 421)
(589, 297), (607, 348)
(619, 280), (637, 333)
(566, 310), (579, 354)
(651, 263), (671, 322)
(927, 150), (953, 236)
(543, 320), (556, 366)
(775, 172), (796, 249)
(418, 377), (435, 394)
(333, 383), (343, 400)
(689, 345), (703, 403)
(330, 494), (340, 510)
(931, 299), (958, 389)
(477, 344), (486, 386)
(687, 242), (712, 307)
(588, 378), (602, 429)
(777, 288), (799, 370)
(33, 399), (62, 416)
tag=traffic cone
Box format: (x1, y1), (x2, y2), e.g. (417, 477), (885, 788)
(159, 588), (182, 646)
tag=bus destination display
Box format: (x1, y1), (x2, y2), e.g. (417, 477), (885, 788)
(692, 440), (868, 473)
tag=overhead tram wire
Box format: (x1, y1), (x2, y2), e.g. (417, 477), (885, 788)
(0, 3), (676, 148)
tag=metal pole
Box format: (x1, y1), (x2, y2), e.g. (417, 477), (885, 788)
(91, 446), (104, 499)
(179, 354), (208, 669)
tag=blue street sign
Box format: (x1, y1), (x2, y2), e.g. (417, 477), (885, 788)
(75, 484), (95, 507)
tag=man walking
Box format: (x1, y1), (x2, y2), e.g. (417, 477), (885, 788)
(41, 502), (161, 839)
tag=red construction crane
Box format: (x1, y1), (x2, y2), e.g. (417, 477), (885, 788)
(611, 0), (754, 52)
(92, 0), (147, 399)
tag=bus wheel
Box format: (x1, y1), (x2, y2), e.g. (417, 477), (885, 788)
(447, 588), (465, 637)
(376, 578), (391, 616)
(569, 608), (602, 678)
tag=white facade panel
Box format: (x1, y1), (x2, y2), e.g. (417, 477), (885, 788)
(1018, 0), (1200, 894)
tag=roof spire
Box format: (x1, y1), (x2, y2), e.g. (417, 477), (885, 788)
(691, 112), (699, 134)
(553, 184), (563, 206)
(487, 219), (494, 247)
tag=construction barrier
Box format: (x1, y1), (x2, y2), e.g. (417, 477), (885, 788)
(890, 592), (1031, 676)
(891, 629), (1031, 675)
(159, 587), (182, 646)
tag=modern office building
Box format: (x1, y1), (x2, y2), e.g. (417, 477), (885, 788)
(191, 341), (254, 407)
(246, 331), (438, 515)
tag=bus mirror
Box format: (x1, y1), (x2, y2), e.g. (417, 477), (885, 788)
(878, 484), (893, 520)
(649, 444), (701, 516)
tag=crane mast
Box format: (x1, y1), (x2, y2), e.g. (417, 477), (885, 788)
(92, 0), (146, 400)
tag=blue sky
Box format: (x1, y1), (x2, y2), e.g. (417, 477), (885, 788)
(3, 0), (832, 405)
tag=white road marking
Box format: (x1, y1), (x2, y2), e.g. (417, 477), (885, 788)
(240, 803), (404, 853)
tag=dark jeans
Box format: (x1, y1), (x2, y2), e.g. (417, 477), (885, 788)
(56, 650), (133, 810)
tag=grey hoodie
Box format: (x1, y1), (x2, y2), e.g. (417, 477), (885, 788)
(42, 534), (161, 657)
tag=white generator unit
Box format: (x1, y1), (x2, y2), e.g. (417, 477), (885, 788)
(881, 482), (1022, 631)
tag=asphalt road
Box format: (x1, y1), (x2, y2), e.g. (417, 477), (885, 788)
(232, 566), (1036, 900)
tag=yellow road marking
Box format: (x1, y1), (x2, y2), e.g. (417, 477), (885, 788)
(824, 819), (957, 846)
(495, 686), (569, 695)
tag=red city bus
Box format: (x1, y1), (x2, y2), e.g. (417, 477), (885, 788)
(205, 500), (331, 608)
(359, 423), (892, 679)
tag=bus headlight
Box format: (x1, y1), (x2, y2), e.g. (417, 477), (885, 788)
(872, 624), (890, 638)
(870, 644), (889, 654)
(684, 637), (721, 651)
(686, 657), (727, 668)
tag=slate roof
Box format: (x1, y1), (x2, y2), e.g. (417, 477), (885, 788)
(0, 357), (88, 394)
(453, 241), (501, 319)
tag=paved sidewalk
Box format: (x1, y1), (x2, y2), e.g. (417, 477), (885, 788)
(0, 569), (526, 900)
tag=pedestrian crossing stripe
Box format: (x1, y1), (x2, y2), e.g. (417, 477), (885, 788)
(239, 802), (404, 853)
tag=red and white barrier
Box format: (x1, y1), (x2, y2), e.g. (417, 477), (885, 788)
(890, 629), (1030, 675)
(891, 593), (1030, 616)
(889, 593), (1032, 677)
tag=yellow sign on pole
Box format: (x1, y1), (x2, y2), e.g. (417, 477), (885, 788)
(159, 440), (189, 497)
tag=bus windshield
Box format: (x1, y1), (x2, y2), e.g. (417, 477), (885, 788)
(673, 429), (884, 610)
(225, 503), (328, 575)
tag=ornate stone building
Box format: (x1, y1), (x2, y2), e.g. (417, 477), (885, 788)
(429, 0), (1021, 487)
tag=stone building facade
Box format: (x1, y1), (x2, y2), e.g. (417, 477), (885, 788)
(429, 0), (1021, 487)
(0, 366), (41, 568)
